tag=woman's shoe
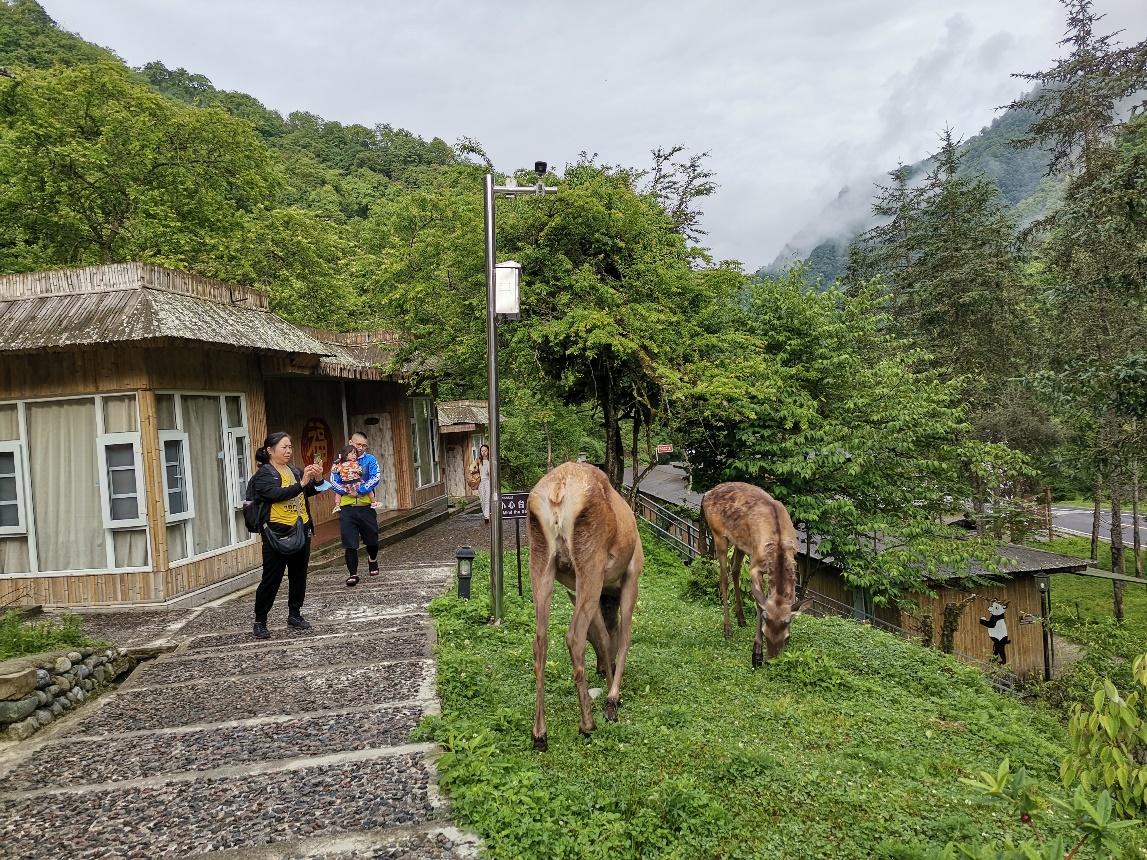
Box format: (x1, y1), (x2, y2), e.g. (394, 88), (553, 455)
(368, 560), (380, 576)
(345, 575), (360, 587)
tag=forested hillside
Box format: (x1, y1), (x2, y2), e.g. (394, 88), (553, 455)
(764, 106), (1064, 285)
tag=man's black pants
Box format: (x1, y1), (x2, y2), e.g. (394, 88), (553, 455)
(255, 536), (311, 622)
(340, 505), (380, 577)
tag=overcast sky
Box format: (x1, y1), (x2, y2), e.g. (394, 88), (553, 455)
(41, 0), (1147, 269)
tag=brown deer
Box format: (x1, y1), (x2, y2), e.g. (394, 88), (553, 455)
(527, 462), (644, 751)
(701, 481), (804, 667)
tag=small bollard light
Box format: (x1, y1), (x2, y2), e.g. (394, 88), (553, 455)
(455, 545), (476, 600)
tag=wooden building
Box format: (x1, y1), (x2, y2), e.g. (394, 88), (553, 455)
(0, 264), (445, 609)
(437, 400), (487, 500)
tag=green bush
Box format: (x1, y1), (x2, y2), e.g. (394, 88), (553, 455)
(0, 610), (97, 660)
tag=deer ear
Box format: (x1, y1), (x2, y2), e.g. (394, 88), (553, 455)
(790, 597), (814, 618)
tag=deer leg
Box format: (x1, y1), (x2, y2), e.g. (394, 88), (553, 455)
(531, 558), (556, 752)
(587, 609), (615, 688)
(714, 535), (732, 640)
(748, 560), (769, 669)
(605, 559), (640, 722)
(567, 574), (603, 738)
(730, 547), (747, 628)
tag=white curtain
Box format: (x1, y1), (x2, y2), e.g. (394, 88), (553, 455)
(102, 395), (138, 433)
(0, 538), (30, 574)
(27, 399), (106, 571)
(113, 529), (149, 568)
(0, 405), (17, 441)
(184, 396), (229, 555)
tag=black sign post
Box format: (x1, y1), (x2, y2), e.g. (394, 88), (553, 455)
(500, 491), (530, 597)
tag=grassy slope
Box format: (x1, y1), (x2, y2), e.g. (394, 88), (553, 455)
(424, 532), (1088, 859)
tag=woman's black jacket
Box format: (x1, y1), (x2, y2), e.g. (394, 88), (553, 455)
(250, 463), (320, 535)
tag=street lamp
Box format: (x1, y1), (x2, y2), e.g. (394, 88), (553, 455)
(1035, 572), (1052, 681)
(484, 160), (557, 623)
(455, 545), (475, 600)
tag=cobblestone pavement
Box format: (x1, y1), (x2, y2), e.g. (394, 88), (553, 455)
(0, 516), (484, 859)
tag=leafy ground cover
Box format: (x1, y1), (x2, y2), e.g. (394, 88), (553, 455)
(0, 610), (97, 660)
(421, 532), (1120, 859)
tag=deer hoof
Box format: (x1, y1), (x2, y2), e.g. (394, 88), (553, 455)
(751, 650), (763, 669)
(722, 627), (732, 641)
(533, 733), (548, 752)
(737, 617), (747, 627)
(604, 696), (620, 722)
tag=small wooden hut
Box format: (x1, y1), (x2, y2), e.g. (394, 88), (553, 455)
(0, 264), (446, 609)
(436, 400), (488, 500)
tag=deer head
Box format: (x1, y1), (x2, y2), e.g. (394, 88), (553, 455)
(764, 596), (813, 659)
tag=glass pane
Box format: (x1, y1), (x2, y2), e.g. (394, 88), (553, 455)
(0, 503), (17, 528)
(168, 489), (186, 516)
(0, 476), (16, 503)
(166, 522), (187, 563)
(165, 463), (180, 486)
(225, 396), (242, 428)
(106, 443), (134, 468)
(0, 451), (13, 476)
(0, 405), (17, 442)
(111, 496), (138, 521)
(156, 395), (177, 431)
(102, 395), (138, 433)
(110, 468), (136, 496)
(27, 399), (105, 571)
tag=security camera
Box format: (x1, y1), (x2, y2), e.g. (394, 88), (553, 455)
(534, 161), (547, 177)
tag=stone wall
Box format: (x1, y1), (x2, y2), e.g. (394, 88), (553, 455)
(0, 647), (138, 741)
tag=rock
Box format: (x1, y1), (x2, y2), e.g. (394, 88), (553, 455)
(52, 675), (71, 692)
(44, 684), (60, 698)
(49, 702), (62, 717)
(93, 666), (106, 683)
(53, 656), (72, 673)
(104, 649), (115, 660)
(33, 708), (52, 727)
(79, 648), (94, 658)
(58, 697), (72, 711)
(92, 655), (107, 667)
(82, 656), (97, 669)
(80, 679), (94, 692)
(34, 669), (51, 688)
(73, 666), (90, 680)
(72, 688), (85, 703)
(33, 690), (51, 706)
(0, 695), (39, 724)
(66, 651), (82, 664)
(0, 669), (38, 701)
(7, 717), (37, 741)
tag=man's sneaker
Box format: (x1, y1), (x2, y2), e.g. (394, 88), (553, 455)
(252, 622), (271, 640)
(287, 614), (312, 630)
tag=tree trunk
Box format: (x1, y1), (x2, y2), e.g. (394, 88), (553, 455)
(1133, 463), (1142, 577)
(1091, 475), (1102, 562)
(601, 373), (623, 489)
(1111, 480), (1125, 623)
(627, 411), (642, 510)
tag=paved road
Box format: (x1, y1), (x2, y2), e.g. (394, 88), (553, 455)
(0, 519), (483, 859)
(1053, 506), (1147, 546)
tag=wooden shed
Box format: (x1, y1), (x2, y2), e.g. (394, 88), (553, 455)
(437, 400), (487, 500)
(0, 264), (446, 609)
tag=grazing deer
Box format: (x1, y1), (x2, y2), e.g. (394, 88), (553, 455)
(528, 462), (644, 751)
(701, 482), (804, 667)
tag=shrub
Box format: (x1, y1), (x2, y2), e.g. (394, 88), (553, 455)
(0, 610), (97, 660)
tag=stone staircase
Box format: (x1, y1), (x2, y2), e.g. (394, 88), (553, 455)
(0, 563), (479, 859)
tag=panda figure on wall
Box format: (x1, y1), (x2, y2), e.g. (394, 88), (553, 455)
(979, 599), (1010, 664)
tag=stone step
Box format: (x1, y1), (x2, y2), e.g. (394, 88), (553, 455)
(0, 748), (444, 859)
(195, 825), (481, 859)
(0, 706), (426, 792)
(181, 618), (426, 653)
(63, 661), (429, 735)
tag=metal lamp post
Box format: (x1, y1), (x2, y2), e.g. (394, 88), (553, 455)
(484, 161), (557, 623)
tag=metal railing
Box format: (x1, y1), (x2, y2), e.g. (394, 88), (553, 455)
(632, 492), (704, 562)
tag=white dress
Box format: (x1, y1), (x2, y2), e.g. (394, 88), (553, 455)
(478, 459), (491, 520)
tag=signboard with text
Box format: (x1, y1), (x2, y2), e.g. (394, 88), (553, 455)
(656, 443), (674, 455)
(500, 492), (530, 520)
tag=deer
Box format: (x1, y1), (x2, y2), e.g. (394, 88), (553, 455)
(527, 462), (644, 751)
(701, 481), (805, 667)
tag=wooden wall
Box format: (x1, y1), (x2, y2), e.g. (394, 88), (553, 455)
(0, 346), (269, 607)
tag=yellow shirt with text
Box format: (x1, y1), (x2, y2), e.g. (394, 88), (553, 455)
(268, 468), (309, 526)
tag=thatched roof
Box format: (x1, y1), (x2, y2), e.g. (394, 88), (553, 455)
(437, 400), (489, 428)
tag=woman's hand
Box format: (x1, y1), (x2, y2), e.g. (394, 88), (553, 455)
(301, 463), (322, 485)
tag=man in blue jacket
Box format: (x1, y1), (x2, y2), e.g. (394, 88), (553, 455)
(330, 431), (382, 586)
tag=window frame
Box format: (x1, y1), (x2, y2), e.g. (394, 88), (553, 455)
(96, 431), (147, 530)
(159, 430), (195, 524)
(0, 441), (27, 537)
(411, 397), (441, 490)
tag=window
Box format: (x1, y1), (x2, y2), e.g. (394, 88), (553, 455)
(160, 432), (194, 523)
(410, 398), (440, 488)
(0, 444), (26, 536)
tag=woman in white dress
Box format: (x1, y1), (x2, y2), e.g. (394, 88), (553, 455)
(475, 444), (492, 523)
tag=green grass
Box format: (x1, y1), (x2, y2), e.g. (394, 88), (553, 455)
(422, 531), (1110, 859)
(0, 610), (99, 660)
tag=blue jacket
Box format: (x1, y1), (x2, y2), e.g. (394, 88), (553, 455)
(330, 452), (380, 497)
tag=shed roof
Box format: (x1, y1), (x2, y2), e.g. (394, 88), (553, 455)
(438, 400), (489, 427)
(0, 263), (329, 358)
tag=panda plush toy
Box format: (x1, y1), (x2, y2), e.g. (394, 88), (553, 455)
(978, 599), (1010, 664)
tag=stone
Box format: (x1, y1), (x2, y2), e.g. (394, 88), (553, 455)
(49, 702), (62, 717)
(7, 717), (37, 741)
(58, 697), (72, 711)
(33, 708), (52, 727)
(92, 655), (107, 667)
(80, 679), (94, 692)
(82, 656), (97, 669)
(34, 669), (51, 688)
(52, 675), (70, 692)
(80, 648), (94, 658)
(44, 684), (60, 697)
(104, 649), (116, 660)
(66, 651), (82, 663)
(73, 687), (85, 702)
(0, 669), (38, 701)
(93, 666), (107, 683)
(0, 695), (39, 724)
(74, 666), (90, 680)
(33, 689), (50, 706)
(53, 656), (72, 673)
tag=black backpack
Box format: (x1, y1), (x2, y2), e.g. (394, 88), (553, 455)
(242, 470), (267, 534)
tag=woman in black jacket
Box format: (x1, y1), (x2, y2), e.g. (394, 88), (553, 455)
(250, 431), (323, 640)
